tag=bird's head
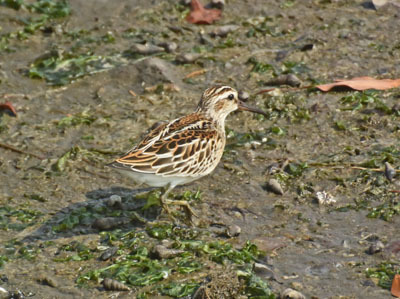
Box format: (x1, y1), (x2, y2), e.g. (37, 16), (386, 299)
(196, 85), (267, 123)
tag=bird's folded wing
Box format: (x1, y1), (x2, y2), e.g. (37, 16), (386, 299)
(110, 128), (221, 177)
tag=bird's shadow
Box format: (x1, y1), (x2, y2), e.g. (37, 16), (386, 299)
(20, 186), (162, 243)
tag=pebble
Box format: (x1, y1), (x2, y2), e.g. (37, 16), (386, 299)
(180, 0), (191, 5)
(106, 194), (121, 207)
(209, 25), (239, 37)
(367, 240), (385, 255)
(290, 281), (303, 291)
(225, 224), (241, 237)
(159, 41), (178, 53)
(238, 90), (249, 102)
(233, 211), (243, 220)
(341, 239), (351, 249)
(362, 279), (375, 287)
(281, 288), (305, 299)
(92, 217), (129, 230)
(131, 43), (164, 55)
(266, 178), (284, 195)
(210, 0), (225, 9)
(266, 163), (280, 175)
(99, 246), (118, 261)
(384, 162), (396, 181)
(264, 74), (301, 87)
(253, 263), (275, 279)
(136, 57), (182, 86)
(175, 53), (201, 64)
(252, 236), (288, 252)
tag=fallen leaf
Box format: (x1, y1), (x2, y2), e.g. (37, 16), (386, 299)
(0, 101), (17, 116)
(316, 76), (400, 91)
(185, 69), (207, 79)
(186, 0), (221, 25)
(392, 274), (400, 298)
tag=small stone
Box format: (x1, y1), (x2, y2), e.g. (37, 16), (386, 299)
(290, 281), (303, 291)
(136, 57), (182, 86)
(252, 236), (288, 253)
(384, 162), (396, 182)
(371, 0), (389, 10)
(209, 25), (239, 37)
(233, 211), (243, 219)
(285, 74), (302, 87)
(367, 240), (385, 255)
(54, 24), (63, 35)
(300, 43), (314, 51)
(362, 279), (375, 287)
(99, 246), (118, 261)
(210, 0), (225, 9)
(131, 43), (164, 55)
(341, 239), (351, 249)
(253, 263), (275, 279)
(266, 163), (280, 175)
(180, 0), (191, 6)
(238, 90), (249, 102)
(266, 179), (284, 195)
(281, 288), (305, 299)
(225, 224), (241, 237)
(92, 217), (129, 230)
(264, 74), (301, 87)
(159, 41), (178, 53)
(175, 53), (201, 64)
(106, 195), (122, 207)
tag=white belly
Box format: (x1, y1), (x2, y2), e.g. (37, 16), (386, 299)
(116, 169), (201, 188)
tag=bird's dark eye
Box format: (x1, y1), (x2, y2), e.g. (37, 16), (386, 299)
(228, 94), (234, 100)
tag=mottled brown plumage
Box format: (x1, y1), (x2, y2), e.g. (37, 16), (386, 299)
(108, 85), (266, 217)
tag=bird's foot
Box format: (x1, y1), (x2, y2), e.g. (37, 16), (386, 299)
(162, 199), (198, 223)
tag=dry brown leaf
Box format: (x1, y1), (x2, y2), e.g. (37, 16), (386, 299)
(186, 0), (221, 25)
(128, 90), (137, 97)
(316, 76), (400, 91)
(0, 101), (17, 116)
(392, 274), (400, 298)
(185, 69), (207, 79)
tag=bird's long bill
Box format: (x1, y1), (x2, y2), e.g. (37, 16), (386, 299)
(238, 101), (267, 116)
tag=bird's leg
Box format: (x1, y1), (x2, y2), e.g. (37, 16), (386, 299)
(160, 184), (198, 219)
(160, 184), (174, 216)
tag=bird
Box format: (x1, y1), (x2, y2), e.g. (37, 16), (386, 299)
(108, 85), (267, 218)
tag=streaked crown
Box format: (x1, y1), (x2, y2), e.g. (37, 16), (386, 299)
(196, 85), (239, 121)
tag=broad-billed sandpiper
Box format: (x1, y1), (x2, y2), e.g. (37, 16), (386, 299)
(108, 85), (266, 216)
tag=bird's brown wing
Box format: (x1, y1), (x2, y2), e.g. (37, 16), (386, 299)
(108, 114), (223, 177)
